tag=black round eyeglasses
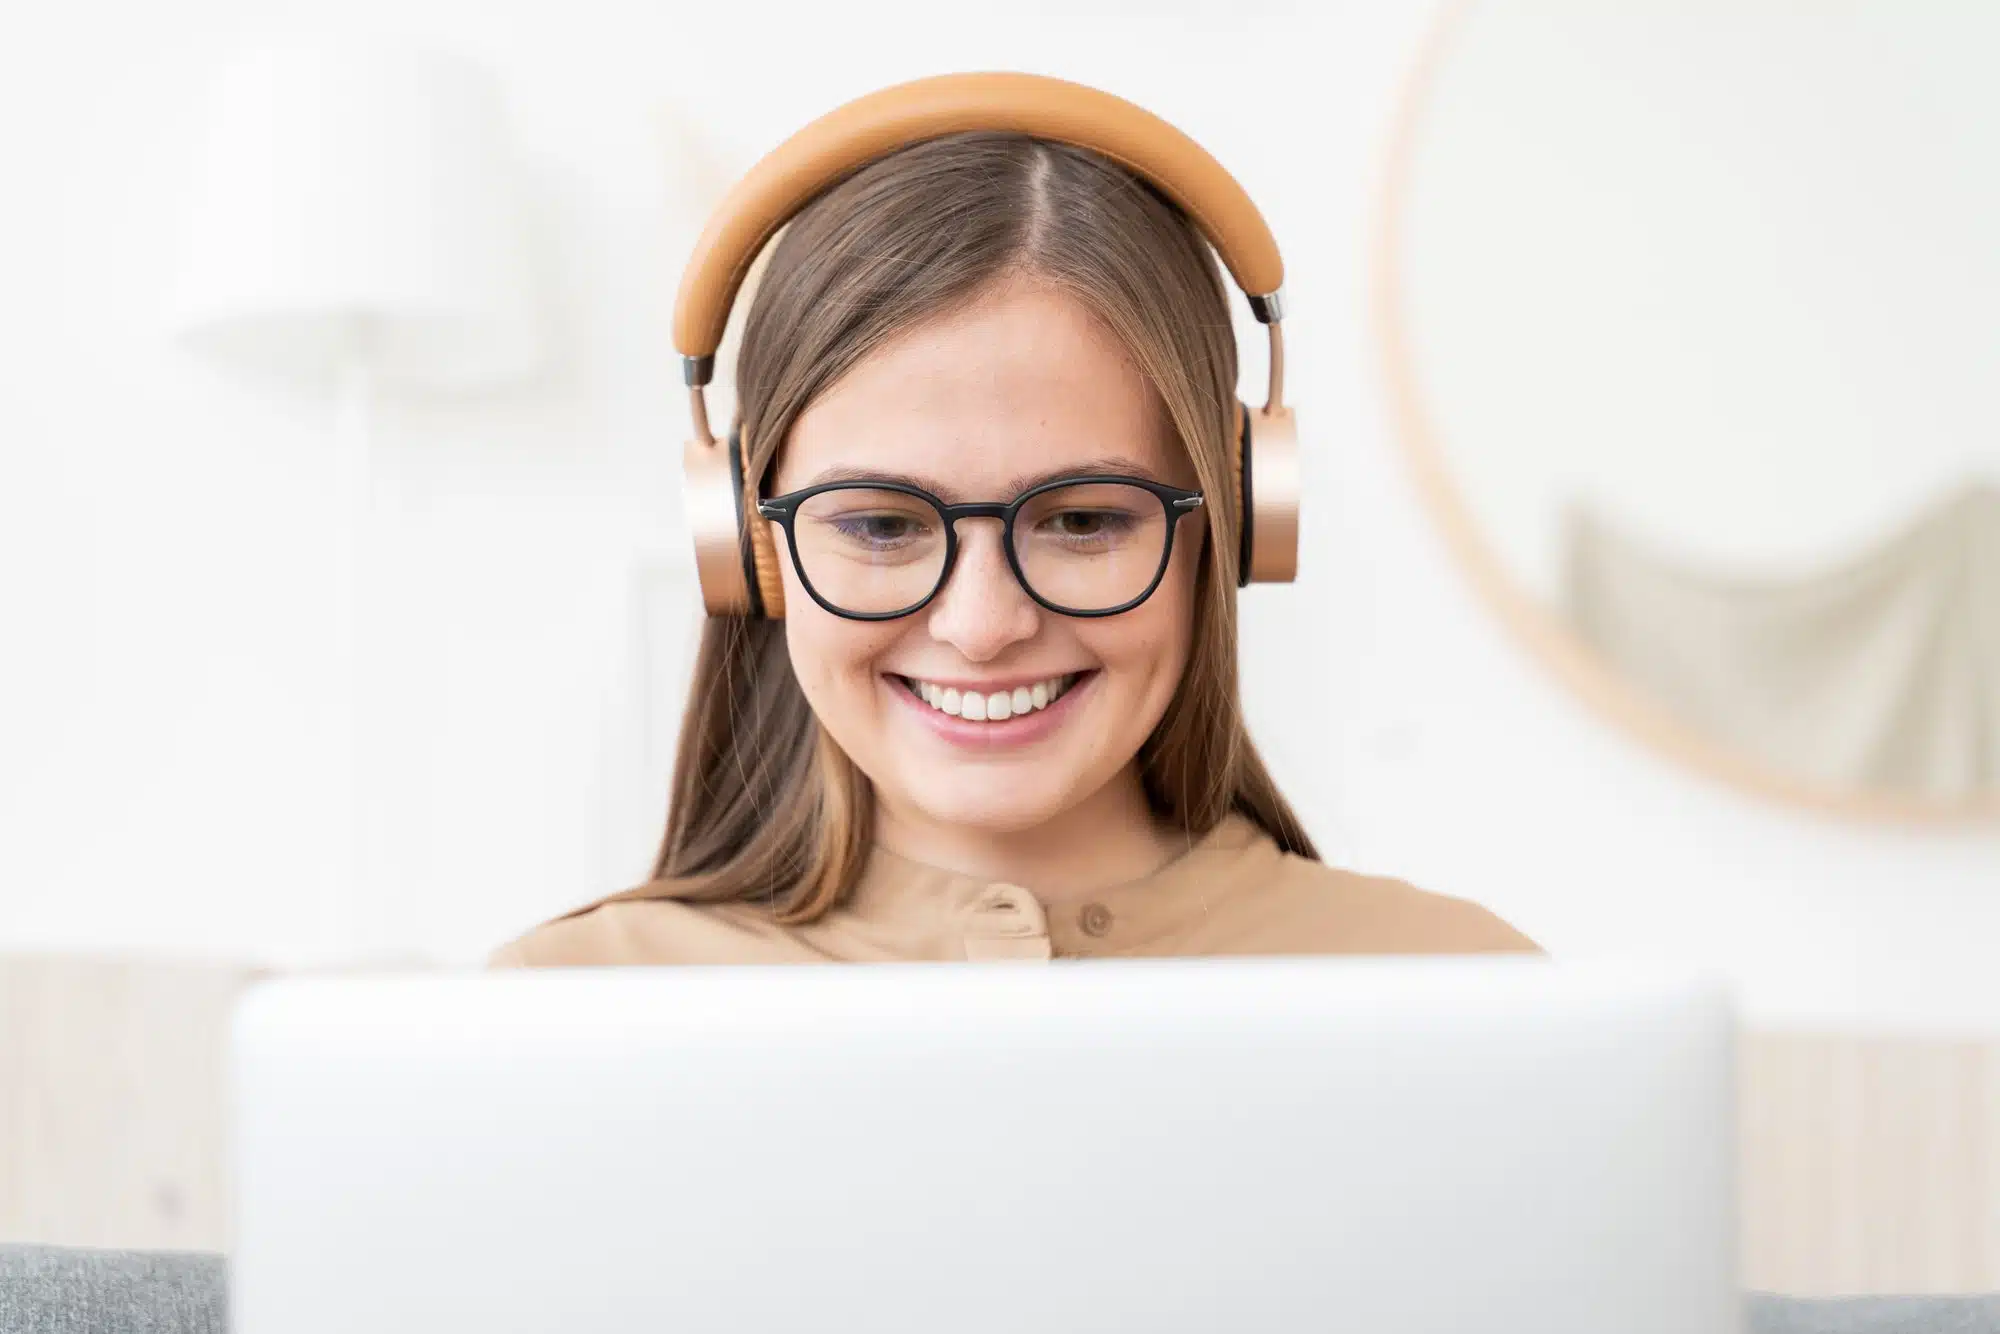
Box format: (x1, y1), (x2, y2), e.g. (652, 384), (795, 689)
(755, 474), (1206, 621)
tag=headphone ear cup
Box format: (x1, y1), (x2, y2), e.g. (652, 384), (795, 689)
(742, 448), (787, 620)
(679, 425), (788, 618)
(683, 430), (755, 616)
(1234, 399), (1254, 588)
(729, 426), (787, 620)
(1242, 402), (1300, 584)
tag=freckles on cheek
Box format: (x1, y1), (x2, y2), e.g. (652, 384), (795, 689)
(789, 619), (898, 712)
(1099, 622), (1176, 691)
(785, 625), (848, 709)
(1124, 602), (1196, 697)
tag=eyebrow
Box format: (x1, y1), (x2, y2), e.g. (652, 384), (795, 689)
(797, 456), (1165, 501)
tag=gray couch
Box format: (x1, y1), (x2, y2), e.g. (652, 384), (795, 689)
(4, 1244), (1999, 1333)
(1, 1248), (224, 1334)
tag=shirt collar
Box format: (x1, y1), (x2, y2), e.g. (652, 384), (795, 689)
(842, 813), (1276, 954)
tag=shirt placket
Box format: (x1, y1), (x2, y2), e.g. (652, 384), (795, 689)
(961, 884), (1053, 961)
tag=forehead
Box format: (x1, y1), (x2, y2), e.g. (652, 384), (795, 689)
(772, 280), (1181, 499)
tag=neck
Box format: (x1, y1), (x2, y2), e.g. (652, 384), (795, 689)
(874, 767), (1181, 903)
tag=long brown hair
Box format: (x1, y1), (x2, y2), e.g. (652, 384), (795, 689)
(646, 131), (1314, 923)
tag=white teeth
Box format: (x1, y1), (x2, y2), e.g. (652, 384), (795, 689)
(907, 675), (1074, 722)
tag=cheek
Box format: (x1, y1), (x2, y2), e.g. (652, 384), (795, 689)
(781, 602), (910, 768)
(777, 529), (870, 690)
(785, 611), (895, 699)
(1087, 540), (1201, 693)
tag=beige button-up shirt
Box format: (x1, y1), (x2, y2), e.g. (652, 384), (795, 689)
(491, 815), (1535, 966)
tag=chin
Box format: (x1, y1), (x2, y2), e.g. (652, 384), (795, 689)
(895, 782), (1077, 836)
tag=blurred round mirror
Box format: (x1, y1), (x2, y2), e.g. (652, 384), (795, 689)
(1378, 0), (1999, 819)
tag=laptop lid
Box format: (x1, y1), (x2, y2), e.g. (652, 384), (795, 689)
(230, 957), (1738, 1334)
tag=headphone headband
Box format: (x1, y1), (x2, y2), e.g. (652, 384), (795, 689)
(671, 71), (1286, 369)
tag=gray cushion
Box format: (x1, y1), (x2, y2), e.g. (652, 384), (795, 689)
(1748, 1293), (2000, 1333)
(0, 1246), (225, 1334)
(3, 1244), (1998, 1333)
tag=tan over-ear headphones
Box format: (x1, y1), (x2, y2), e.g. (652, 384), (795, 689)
(673, 71), (1299, 618)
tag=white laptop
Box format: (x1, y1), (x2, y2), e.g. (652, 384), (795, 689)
(229, 958), (1740, 1334)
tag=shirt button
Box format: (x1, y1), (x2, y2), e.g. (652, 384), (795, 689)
(1078, 902), (1114, 937)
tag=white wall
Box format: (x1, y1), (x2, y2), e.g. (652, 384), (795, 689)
(2, 0), (1994, 1026)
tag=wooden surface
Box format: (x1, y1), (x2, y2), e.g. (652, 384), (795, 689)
(2, 955), (1997, 1293)
(1742, 1030), (2000, 1294)
(0, 955), (256, 1252)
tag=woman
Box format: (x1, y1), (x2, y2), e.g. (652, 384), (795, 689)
(494, 99), (1533, 966)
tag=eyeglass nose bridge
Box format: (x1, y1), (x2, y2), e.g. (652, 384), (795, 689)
(932, 500), (1023, 598)
(937, 500), (1013, 526)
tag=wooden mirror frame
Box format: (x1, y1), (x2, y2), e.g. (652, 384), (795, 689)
(1369, 0), (2000, 826)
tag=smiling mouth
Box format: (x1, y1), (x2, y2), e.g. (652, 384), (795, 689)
(895, 673), (1081, 722)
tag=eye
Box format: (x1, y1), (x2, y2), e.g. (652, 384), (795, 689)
(828, 512), (931, 546)
(1040, 509), (1139, 542)
(795, 486), (943, 564)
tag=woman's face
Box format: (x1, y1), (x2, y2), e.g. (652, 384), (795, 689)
(768, 277), (1205, 835)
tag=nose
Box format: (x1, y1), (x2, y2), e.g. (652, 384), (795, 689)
(924, 518), (1040, 662)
